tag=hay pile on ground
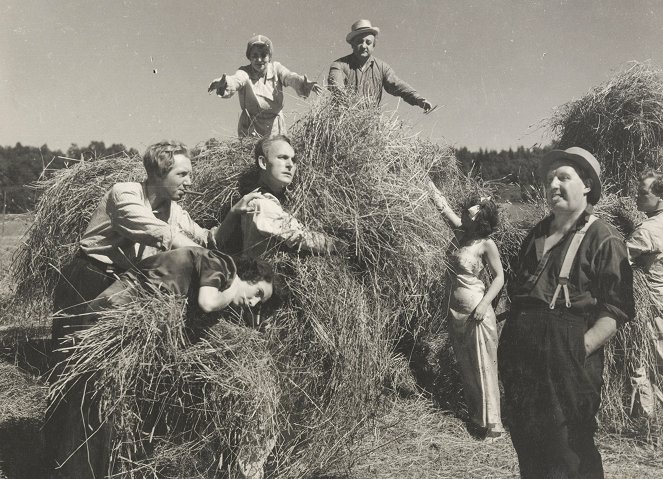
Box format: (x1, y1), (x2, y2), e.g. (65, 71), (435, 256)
(548, 61), (663, 195)
(13, 94), (524, 476)
(547, 62), (663, 437)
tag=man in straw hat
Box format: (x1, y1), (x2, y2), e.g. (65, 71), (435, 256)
(498, 147), (634, 478)
(327, 19), (432, 111)
(625, 170), (663, 416)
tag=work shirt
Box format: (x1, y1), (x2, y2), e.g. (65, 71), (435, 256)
(215, 61), (315, 137)
(627, 210), (663, 316)
(509, 207), (634, 325)
(241, 188), (333, 258)
(327, 54), (424, 106)
(80, 182), (217, 271)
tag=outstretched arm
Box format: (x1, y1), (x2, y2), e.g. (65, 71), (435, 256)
(428, 180), (462, 228)
(470, 239), (505, 322)
(208, 69), (250, 98)
(277, 62), (323, 96)
(382, 62), (430, 111)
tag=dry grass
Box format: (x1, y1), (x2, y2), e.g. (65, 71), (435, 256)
(8, 94), (498, 476)
(548, 61), (663, 196)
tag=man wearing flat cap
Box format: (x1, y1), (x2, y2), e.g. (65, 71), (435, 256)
(327, 19), (432, 111)
(498, 147), (634, 478)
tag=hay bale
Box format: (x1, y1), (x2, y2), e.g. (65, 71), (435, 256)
(49, 288), (278, 477)
(12, 93), (534, 474)
(548, 61), (663, 195)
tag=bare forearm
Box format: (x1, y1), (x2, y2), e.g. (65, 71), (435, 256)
(584, 315), (618, 356)
(481, 275), (504, 306)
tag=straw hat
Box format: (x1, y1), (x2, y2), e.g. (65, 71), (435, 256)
(245, 35), (273, 58)
(346, 19), (380, 44)
(539, 147), (602, 204)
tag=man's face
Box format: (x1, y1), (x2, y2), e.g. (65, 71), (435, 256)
(637, 177), (661, 213)
(545, 162), (590, 214)
(232, 280), (273, 308)
(259, 140), (297, 190)
(351, 33), (375, 62)
(249, 46), (270, 75)
(158, 153), (192, 201)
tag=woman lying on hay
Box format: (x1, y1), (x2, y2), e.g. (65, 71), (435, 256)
(48, 248), (278, 479)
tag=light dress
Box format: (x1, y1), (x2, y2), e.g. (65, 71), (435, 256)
(448, 239), (504, 432)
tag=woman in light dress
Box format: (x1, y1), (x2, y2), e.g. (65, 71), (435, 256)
(430, 182), (505, 441)
(208, 35), (323, 138)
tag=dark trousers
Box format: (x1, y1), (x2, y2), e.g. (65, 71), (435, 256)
(52, 254), (119, 343)
(48, 254), (119, 478)
(499, 307), (605, 479)
(509, 417), (603, 479)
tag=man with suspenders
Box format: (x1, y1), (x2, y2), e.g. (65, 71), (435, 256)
(499, 147), (634, 478)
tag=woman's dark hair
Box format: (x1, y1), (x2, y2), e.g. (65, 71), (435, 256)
(233, 255), (275, 285)
(460, 194), (499, 238)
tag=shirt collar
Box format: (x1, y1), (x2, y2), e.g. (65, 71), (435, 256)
(535, 204), (594, 238)
(350, 55), (375, 70)
(247, 62), (275, 81)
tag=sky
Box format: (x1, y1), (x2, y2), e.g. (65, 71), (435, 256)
(2, 0), (663, 153)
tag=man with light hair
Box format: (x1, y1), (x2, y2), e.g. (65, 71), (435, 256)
(53, 140), (262, 321)
(626, 170), (663, 416)
(499, 147), (634, 478)
(241, 134), (342, 258)
(327, 19), (433, 112)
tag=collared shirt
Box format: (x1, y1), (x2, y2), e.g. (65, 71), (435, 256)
(327, 54), (424, 106)
(509, 207), (634, 324)
(627, 209), (663, 315)
(218, 61), (314, 137)
(241, 189), (332, 258)
(80, 182), (216, 270)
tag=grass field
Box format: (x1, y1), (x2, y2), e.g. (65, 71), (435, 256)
(0, 211), (662, 478)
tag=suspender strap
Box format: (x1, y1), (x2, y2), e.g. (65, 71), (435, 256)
(549, 215), (597, 309)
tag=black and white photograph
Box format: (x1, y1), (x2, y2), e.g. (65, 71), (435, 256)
(1, 1), (662, 477)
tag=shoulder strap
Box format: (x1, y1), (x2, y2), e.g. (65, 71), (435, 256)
(549, 215), (597, 309)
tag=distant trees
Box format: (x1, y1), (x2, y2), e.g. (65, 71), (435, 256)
(0, 141), (137, 212)
(455, 145), (553, 200)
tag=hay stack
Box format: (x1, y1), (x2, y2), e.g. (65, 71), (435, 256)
(548, 60), (663, 436)
(549, 61), (663, 195)
(15, 94), (523, 476)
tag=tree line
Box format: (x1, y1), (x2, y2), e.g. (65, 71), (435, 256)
(0, 142), (548, 213)
(0, 142), (138, 213)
